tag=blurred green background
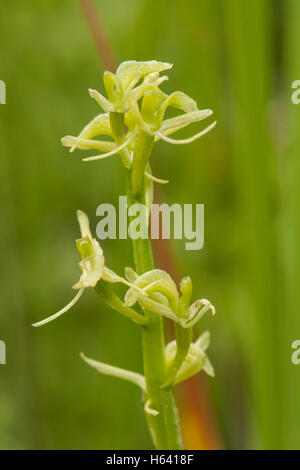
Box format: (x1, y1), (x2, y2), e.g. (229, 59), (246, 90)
(1, 0), (300, 449)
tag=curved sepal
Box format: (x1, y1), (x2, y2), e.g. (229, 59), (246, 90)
(81, 352), (146, 391)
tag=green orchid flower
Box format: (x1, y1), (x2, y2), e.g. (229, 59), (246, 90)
(80, 330), (214, 418)
(60, 60), (216, 173)
(32, 210), (140, 327)
(123, 268), (215, 328)
(61, 61), (172, 167)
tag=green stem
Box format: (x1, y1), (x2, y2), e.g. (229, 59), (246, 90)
(127, 171), (182, 450)
(110, 110), (182, 449)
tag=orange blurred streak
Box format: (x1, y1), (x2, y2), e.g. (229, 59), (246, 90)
(180, 377), (223, 450)
(79, 0), (223, 449)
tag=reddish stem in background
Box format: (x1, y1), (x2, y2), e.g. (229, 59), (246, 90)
(79, 0), (116, 72)
(78, 0), (222, 450)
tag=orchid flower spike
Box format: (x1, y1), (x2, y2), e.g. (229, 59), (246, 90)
(32, 211), (138, 327)
(165, 331), (215, 385)
(124, 268), (215, 328)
